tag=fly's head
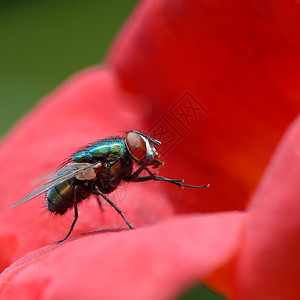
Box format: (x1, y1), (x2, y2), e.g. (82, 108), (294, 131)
(125, 130), (163, 169)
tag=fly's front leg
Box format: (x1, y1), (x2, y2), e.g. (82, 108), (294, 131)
(92, 188), (133, 230)
(125, 165), (155, 181)
(126, 166), (209, 189)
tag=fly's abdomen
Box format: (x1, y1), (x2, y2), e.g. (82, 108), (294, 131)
(46, 181), (75, 215)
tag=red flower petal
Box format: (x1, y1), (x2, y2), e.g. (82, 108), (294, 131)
(0, 213), (245, 299)
(0, 68), (174, 269)
(1, 1), (300, 298)
(108, 0), (300, 212)
(234, 116), (300, 299)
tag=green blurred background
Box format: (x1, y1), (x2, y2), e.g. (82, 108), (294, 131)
(0, 0), (138, 137)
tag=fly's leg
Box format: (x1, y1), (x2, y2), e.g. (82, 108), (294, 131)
(95, 195), (103, 212)
(124, 165), (154, 181)
(125, 166), (209, 189)
(57, 202), (78, 244)
(57, 188), (79, 244)
(90, 181), (103, 212)
(92, 188), (133, 230)
(130, 175), (209, 189)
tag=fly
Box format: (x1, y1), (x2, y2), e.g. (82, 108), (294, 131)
(11, 130), (209, 243)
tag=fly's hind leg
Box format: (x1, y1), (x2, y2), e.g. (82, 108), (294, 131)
(57, 188), (80, 244)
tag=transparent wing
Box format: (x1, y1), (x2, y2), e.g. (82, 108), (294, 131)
(11, 162), (101, 208)
(30, 171), (56, 185)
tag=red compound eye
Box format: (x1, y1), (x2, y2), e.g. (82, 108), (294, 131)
(126, 132), (146, 160)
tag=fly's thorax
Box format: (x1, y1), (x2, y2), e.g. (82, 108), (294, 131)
(99, 159), (127, 181)
(72, 138), (127, 163)
(108, 160), (122, 179)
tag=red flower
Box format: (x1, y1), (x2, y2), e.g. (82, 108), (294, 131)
(0, 0), (299, 299)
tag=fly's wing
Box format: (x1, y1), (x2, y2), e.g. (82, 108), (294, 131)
(11, 162), (101, 208)
(31, 171), (56, 185)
